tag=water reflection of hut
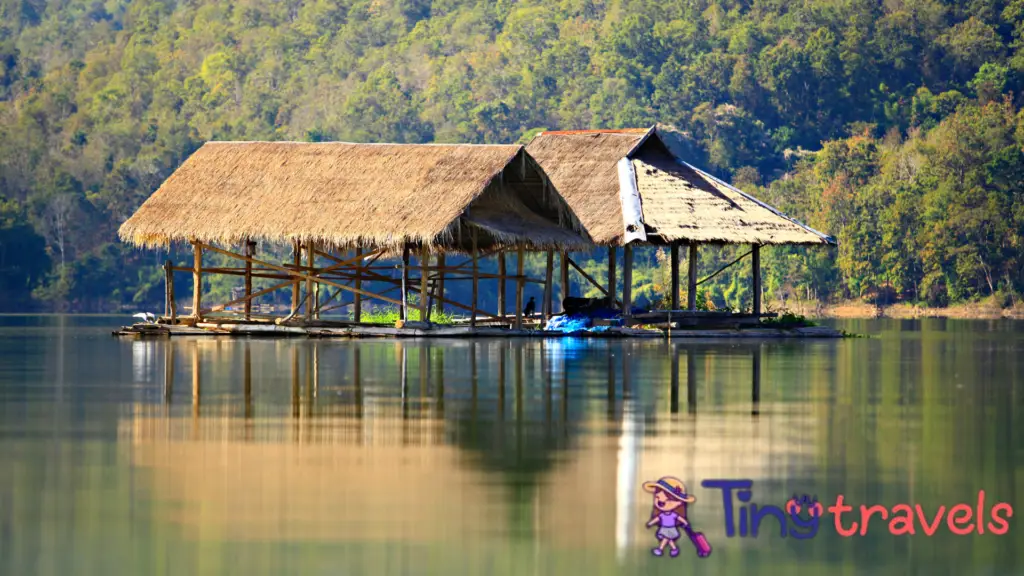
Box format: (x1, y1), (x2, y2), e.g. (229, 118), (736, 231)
(117, 142), (590, 333)
(526, 127), (837, 322)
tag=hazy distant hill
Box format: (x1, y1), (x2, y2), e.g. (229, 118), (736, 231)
(0, 0), (1021, 312)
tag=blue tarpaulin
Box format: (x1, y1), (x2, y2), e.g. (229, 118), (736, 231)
(543, 306), (642, 333)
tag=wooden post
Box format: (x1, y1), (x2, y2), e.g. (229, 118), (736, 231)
(559, 251), (570, 312)
(420, 245), (430, 321)
(164, 259), (176, 322)
(191, 243), (202, 320)
(687, 243), (698, 311)
(498, 252), (506, 319)
(305, 241), (315, 321)
(401, 244), (410, 321)
(543, 250), (554, 322)
(290, 240), (301, 316)
(607, 246), (617, 307)
(515, 247), (524, 330)
(670, 244), (680, 310)
(435, 253), (446, 315)
(622, 244), (633, 320)
(353, 245), (363, 323)
(752, 244), (762, 316)
(470, 229), (478, 328)
(244, 241), (255, 320)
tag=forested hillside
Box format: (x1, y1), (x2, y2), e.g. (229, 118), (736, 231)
(1, 0), (1022, 313)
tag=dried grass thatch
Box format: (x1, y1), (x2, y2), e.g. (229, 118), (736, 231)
(526, 128), (835, 246)
(118, 142), (589, 253)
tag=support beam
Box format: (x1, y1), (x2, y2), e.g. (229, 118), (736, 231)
(164, 259), (176, 323)
(687, 243), (698, 311)
(401, 245), (410, 321)
(353, 246), (362, 323)
(290, 240), (300, 315)
(244, 241), (255, 320)
(543, 250), (554, 322)
(752, 244), (762, 316)
(498, 252), (506, 318)
(515, 247), (524, 330)
(305, 241), (315, 321)
(670, 244), (680, 310)
(191, 243), (202, 320)
(197, 242), (404, 307)
(471, 229), (479, 328)
(559, 251), (570, 312)
(622, 244), (633, 319)
(420, 245), (430, 320)
(607, 246), (617, 307)
(435, 253), (445, 315)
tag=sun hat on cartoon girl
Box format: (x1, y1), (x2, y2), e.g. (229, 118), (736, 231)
(643, 476), (711, 558)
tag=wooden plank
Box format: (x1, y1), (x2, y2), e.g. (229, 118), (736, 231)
(752, 244), (761, 316)
(191, 243), (202, 320)
(622, 244), (633, 318)
(688, 243), (698, 311)
(543, 250), (553, 322)
(607, 246), (617, 307)
(497, 252), (506, 318)
(670, 244), (680, 310)
(515, 247), (524, 330)
(471, 229), (478, 328)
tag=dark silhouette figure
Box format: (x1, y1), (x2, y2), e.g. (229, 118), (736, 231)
(523, 296), (536, 317)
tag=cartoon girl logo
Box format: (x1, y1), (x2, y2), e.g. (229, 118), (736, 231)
(642, 476), (711, 558)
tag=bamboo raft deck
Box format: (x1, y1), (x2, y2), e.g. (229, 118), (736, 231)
(112, 319), (843, 339)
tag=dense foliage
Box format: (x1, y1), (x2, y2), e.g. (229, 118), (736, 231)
(1, 0), (1022, 312)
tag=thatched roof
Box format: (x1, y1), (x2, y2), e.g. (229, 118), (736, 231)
(118, 142), (589, 253)
(526, 128), (835, 246)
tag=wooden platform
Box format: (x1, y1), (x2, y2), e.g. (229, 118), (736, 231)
(112, 320), (844, 339)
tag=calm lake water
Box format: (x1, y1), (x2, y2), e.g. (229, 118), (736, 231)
(0, 315), (1021, 575)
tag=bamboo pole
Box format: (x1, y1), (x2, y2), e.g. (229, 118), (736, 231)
(515, 247), (524, 330)
(401, 245), (410, 321)
(543, 250), (554, 322)
(688, 244), (699, 311)
(752, 244), (762, 316)
(435, 253), (445, 315)
(290, 240), (301, 315)
(559, 251), (570, 312)
(420, 245), (430, 320)
(622, 244), (633, 320)
(305, 241), (315, 320)
(353, 246), (363, 323)
(471, 229), (478, 328)
(670, 244), (680, 310)
(197, 242), (404, 307)
(191, 243), (202, 320)
(498, 252), (506, 318)
(164, 259), (176, 322)
(607, 246), (617, 307)
(244, 241), (255, 320)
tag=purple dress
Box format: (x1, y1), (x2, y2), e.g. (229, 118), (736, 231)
(656, 511), (682, 541)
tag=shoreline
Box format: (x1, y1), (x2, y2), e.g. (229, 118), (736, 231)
(784, 300), (1024, 321)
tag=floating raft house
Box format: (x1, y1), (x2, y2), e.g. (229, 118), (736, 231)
(526, 126), (837, 328)
(115, 135), (841, 339)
